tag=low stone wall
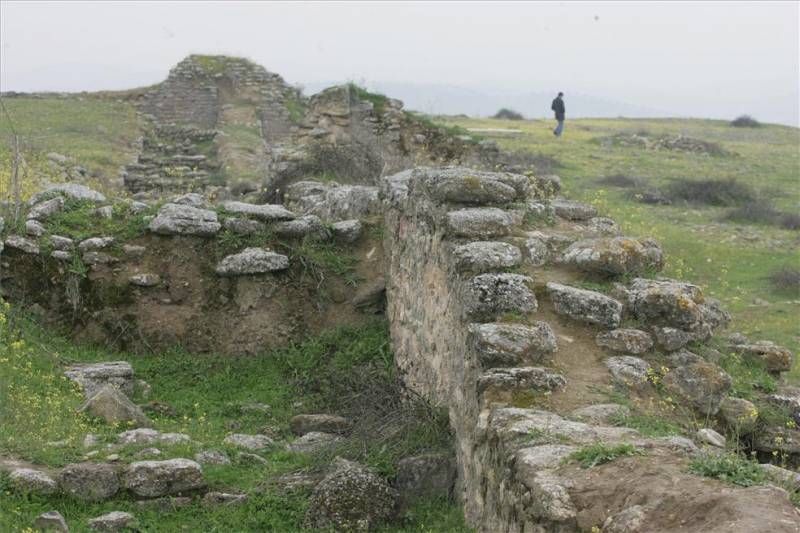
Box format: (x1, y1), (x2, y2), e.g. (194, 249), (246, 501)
(382, 167), (800, 532)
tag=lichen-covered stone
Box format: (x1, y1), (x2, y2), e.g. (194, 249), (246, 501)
(605, 356), (651, 390)
(286, 432), (343, 454)
(663, 351), (732, 415)
(446, 207), (514, 238)
(587, 217), (620, 236)
(464, 273), (537, 320)
(273, 214), (330, 240)
(10, 468), (58, 495)
(222, 434), (274, 450)
(626, 278), (730, 334)
(221, 201), (295, 221)
(78, 237), (115, 252)
(551, 198), (597, 221)
(331, 219), (362, 243)
(172, 192), (208, 208)
(58, 463), (120, 502)
(149, 203), (220, 236)
(570, 404), (630, 424)
(560, 237), (663, 276)
(452, 241), (522, 273)
(64, 361), (134, 399)
(394, 453), (455, 505)
(33, 511), (69, 532)
(194, 450), (231, 465)
(306, 458), (397, 531)
(223, 217), (266, 235)
(547, 282), (622, 328)
(129, 273), (161, 287)
(596, 329), (653, 354)
(732, 341), (794, 373)
(28, 196), (65, 220)
(718, 397), (759, 434)
(290, 414), (352, 436)
(215, 248), (289, 276)
(30, 184), (106, 205)
(477, 366), (566, 394)
(79, 385), (151, 427)
(652, 326), (693, 351)
(5, 234), (40, 254)
(117, 428), (191, 446)
(469, 322), (557, 367)
(123, 459), (205, 497)
(88, 511), (136, 532)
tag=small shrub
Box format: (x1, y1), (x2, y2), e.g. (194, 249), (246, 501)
(731, 115), (761, 128)
(779, 212), (800, 230)
(493, 108), (524, 120)
(597, 174), (644, 188)
(689, 452), (766, 486)
(567, 443), (643, 468)
(665, 179), (755, 206)
(768, 267), (800, 295)
(723, 200), (781, 225)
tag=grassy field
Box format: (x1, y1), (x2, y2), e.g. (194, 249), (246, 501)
(447, 116), (800, 380)
(0, 97), (139, 198)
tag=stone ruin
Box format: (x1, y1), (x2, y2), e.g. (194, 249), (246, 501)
(122, 55), (500, 200)
(2, 58), (799, 531)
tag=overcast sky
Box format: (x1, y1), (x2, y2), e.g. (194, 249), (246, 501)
(1, 1), (798, 125)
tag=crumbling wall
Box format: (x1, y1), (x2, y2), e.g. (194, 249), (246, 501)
(382, 166), (800, 532)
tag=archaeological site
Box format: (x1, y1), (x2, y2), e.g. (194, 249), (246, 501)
(1, 55), (799, 532)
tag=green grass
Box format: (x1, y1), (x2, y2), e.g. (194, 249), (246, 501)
(608, 412), (683, 437)
(689, 452), (767, 487)
(0, 306), (463, 532)
(566, 443), (643, 468)
(444, 116), (800, 381)
(36, 199), (156, 243)
(0, 97), (140, 196)
(349, 83), (389, 115)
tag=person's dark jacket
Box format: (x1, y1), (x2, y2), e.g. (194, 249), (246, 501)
(551, 97), (565, 121)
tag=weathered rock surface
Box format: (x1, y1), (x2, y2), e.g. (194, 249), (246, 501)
(79, 385), (150, 427)
(605, 356), (651, 390)
(570, 404), (630, 424)
(477, 366), (567, 394)
(215, 248), (289, 276)
(306, 458), (397, 531)
(560, 237), (664, 276)
(10, 468), (58, 495)
(663, 351), (731, 415)
(331, 219), (362, 243)
(64, 361), (134, 399)
(5, 235), (40, 254)
(652, 326), (693, 351)
(30, 184), (106, 205)
(194, 450), (231, 465)
(696, 428), (726, 448)
(464, 273), (537, 320)
(149, 203), (221, 236)
(394, 453), (455, 505)
(117, 428), (191, 446)
(596, 328), (653, 354)
(202, 492), (248, 507)
(718, 397), (759, 433)
(452, 241), (521, 273)
(551, 198), (597, 221)
(290, 414), (352, 436)
(285, 181), (380, 221)
(469, 322), (557, 367)
(28, 196), (65, 220)
(58, 462), (120, 502)
(221, 201), (295, 221)
(547, 282), (622, 329)
(78, 237), (115, 252)
(286, 432), (343, 454)
(732, 341), (794, 373)
(172, 192), (208, 208)
(88, 511), (136, 532)
(33, 510), (69, 532)
(273, 214), (329, 240)
(129, 273), (161, 287)
(446, 208), (514, 238)
(123, 459), (205, 497)
(222, 433), (274, 450)
(223, 216), (266, 235)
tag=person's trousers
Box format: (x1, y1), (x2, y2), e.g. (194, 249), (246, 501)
(554, 120), (564, 136)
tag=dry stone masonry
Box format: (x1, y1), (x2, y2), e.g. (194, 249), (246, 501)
(382, 166), (799, 532)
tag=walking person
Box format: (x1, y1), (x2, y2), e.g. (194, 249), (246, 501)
(551, 92), (565, 137)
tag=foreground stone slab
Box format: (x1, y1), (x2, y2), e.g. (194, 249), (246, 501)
(452, 241), (522, 273)
(222, 201), (295, 221)
(64, 361), (134, 399)
(10, 468), (58, 495)
(215, 248), (289, 276)
(551, 199), (597, 221)
(464, 273), (537, 321)
(79, 385), (150, 427)
(30, 183), (106, 205)
(123, 459), (205, 497)
(469, 322), (557, 367)
(88, 511), (136, 532)
(547, 282), (622, 329)
(58, 462), (120, 502)
(33, 511), (69, 532)
(477, 366), (567, 395)
(446, 208), (514, 238)
(596, 328), (653, 354)
(560, 237), (664, 276)
(149, 203), (221, 236)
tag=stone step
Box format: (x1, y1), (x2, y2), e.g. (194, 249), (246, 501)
(546, 282), (623, 329)
(451, 241), (522, 273)
(463, 273), (537, 321)
(446, 208), (515, 238)
(477, 366), (566, 395)
(469, 322), (557, 367)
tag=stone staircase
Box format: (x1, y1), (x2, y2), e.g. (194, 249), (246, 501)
(382, 166), (800, 532)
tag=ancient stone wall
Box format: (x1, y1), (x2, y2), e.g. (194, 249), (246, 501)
(382, 166), (800, 532)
